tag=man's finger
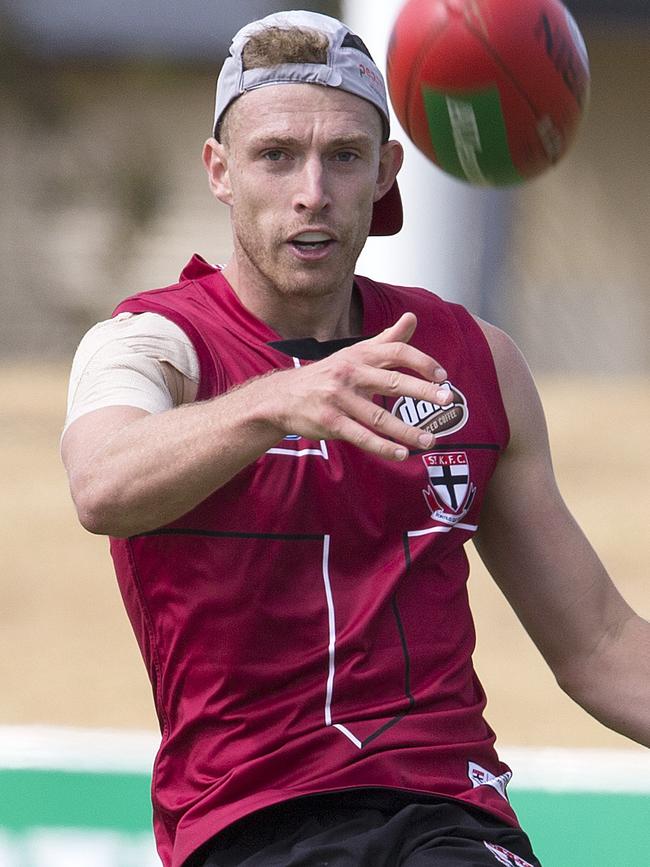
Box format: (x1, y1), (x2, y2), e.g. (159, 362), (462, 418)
(349, 362), (453, 407)
(329, 413), (414, 462)
(339, 392), (437, 452)
(357, 341), (448, 384)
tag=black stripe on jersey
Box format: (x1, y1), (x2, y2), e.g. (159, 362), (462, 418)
(358, 537), (419, 748)
(354, 589), (416, 749)
(361, 704), (413, 748)
(136, 528), (323, 541)
(410, 443), (501, 455)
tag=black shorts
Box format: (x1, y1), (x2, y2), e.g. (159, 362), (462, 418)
(194, 789), (542, 866)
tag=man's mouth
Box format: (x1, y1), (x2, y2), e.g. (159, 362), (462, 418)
(290, 231), (334, 252)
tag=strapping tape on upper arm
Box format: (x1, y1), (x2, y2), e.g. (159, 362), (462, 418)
(63, 313), (200, 432)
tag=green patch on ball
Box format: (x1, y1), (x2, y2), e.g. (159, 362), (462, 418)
(422, 86), (523, 186)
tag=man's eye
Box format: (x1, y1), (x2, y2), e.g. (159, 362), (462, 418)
(335, 151), (358, 163)
(263, 150), (287, 162)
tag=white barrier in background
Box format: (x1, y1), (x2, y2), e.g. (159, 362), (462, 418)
(1, 725), (650, 793)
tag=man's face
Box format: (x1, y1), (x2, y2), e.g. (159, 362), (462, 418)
(205, 83), (401, 305)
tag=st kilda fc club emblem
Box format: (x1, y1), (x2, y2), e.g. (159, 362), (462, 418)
(422, 451), (476, 525)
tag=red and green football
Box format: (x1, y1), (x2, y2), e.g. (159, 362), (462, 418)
(386, 0), (591, 185)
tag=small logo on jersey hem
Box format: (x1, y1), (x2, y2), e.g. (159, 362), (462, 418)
(484, 842), (535, 867)
(392, 381), (469, 438)
(422, 451), (476, 525)
(468, 761), (512, 801)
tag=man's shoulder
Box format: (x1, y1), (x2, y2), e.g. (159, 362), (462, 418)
(113, 256), (222, 316)
(355, 273), (443, 304)
(354, 273), (479, 335)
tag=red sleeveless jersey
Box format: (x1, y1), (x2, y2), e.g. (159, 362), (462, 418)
(111, 256), (514, 867)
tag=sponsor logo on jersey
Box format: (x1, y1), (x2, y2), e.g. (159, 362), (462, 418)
(422, 451), (476, 525)
(392, 381), (469, 438)
(468, 761), (512, 801)
(483, 841), (535, 867)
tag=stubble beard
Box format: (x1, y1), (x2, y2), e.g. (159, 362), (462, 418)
(231, 218), (367, 303)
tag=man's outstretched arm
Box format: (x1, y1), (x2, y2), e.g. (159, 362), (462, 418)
(62, 313), (450, 537)
(476, 321), (650, 748)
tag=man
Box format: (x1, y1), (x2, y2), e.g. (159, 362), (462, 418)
(61, 10), (650, 867)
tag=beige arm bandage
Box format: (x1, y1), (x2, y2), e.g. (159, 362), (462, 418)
(63, 312), (200, 434)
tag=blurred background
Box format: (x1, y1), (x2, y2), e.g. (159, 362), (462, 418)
(1, 1), (648, 865)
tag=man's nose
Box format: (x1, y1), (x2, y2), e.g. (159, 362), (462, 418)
(292, 158), (331, 215)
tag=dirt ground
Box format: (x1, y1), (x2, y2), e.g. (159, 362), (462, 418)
(2, 363), (648, 750)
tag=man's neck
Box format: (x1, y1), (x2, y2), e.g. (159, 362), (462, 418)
(221, 260), (363, 341)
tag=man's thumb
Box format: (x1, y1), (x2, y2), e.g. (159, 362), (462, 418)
(378, 312), (417, 345)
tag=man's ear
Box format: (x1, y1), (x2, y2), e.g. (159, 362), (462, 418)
(202, 138), (233, 206)
(374, 139), (404, 203)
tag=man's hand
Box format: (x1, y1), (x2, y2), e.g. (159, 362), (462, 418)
(265, 312), (452, 460)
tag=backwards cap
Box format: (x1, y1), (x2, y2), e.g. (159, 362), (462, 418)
(213, 10), (402, 236)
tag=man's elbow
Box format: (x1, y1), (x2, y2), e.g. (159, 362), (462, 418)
(553, 661), (589, 707)
(552, 635), (617, 723)
(75, 500), (116, 537)
(70, 478), (135, 538)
